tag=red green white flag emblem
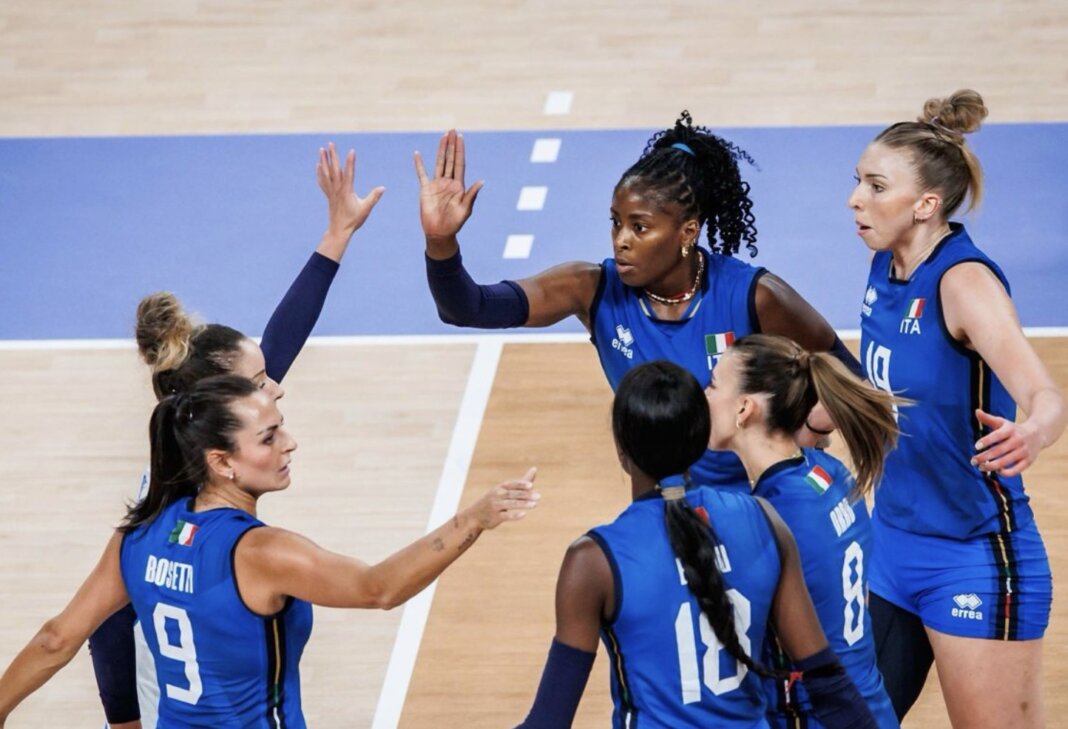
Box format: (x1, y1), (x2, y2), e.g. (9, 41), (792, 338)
(168, 520), (199, 546)
(705, 332), (735, 369)
(905, 298), (925, 319)
(804, 465), (833, 494)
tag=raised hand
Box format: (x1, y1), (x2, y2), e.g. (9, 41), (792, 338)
(316, 142), (385, 259)
(470, 467), (540, 529)
(414, 130), (485, 245)
(971, 409), (1043, 477)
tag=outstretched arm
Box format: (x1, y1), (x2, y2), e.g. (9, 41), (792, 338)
(514, 536), (607, 729)
(0, 533), (130, 724)
(261, 143), (384, 381)
(942, 262), (1067, 477)
(237, 470), (540, 613)
(416, 131), (601, 330)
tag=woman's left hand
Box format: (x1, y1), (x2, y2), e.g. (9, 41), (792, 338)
(971, 409), (1043, 477)
(795, 402), (835, 450)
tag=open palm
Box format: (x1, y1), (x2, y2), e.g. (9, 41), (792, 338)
(415, 130), (484, 239)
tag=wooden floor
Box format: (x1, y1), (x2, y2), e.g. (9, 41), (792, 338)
(1, 1), (1066, 726)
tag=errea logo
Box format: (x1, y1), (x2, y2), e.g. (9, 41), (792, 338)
(951, 593), (983, 621)
(862, 286), (877, 317)
(612, 324), (634, 359)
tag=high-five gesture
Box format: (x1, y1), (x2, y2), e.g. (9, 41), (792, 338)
(316, 142), (385, 261)
(415, 130), (484, 257)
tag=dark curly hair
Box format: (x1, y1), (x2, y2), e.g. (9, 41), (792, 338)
(616, 111), (759, 258)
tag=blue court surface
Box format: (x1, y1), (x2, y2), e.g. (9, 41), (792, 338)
(1, 124), (1065, 340)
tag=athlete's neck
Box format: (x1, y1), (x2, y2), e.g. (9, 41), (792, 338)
(629, 469), (658, 502)
(891, 221), (953, 281)
(195, 481), (259, 517)
(731, 430), (802, 490)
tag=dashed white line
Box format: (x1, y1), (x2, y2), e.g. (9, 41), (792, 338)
(530, 138), (561, 163)
(503, 234), (535, 259)
(543, 91), (573, 115)
(516, 186), (547, 211)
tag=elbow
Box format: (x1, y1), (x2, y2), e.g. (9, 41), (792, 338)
(36, 619), (79, 663)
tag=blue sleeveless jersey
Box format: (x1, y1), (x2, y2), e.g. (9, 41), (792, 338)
(859, 224), (1033, 540)
(589, 487), (781, 728)
(121, 499), (313, 728)
(753, 451), (897, 729)
(591, 249), (765, 489)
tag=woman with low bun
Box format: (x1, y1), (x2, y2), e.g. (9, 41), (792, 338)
(88, 142), (385, 729)
(851, 90), (1065, 727)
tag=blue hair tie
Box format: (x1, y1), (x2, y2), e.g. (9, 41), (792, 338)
(671, 142), (696, 157)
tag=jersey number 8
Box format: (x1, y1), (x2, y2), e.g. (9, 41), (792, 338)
(152, 602), (203, 705)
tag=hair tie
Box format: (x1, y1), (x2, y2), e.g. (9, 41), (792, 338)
(794, 349), (811, 370)
(927, 116), (963, 141)
(659, 485), (687, 501)
(671, 142), (696, 158)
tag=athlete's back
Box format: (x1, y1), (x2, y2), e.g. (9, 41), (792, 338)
(753, 451), (897, 729)
(590, 486), (780, 728)
(120, 497), (312, 728)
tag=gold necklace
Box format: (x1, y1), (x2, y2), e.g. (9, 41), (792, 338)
(644, 252), (705, 305)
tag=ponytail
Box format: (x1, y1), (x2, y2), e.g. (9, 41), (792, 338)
(731, 334), (903, 501)
(613, 361), (774, 680)
(122, 375), (259, 533)
(663, 492), (778, 678)
(808, 353), (901, 500)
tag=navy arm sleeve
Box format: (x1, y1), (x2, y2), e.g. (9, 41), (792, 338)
(260, 252), (340, 382)
(514, 639), (596, 729)
(426, 251), (530, 329)
(87, 604), (140, 723)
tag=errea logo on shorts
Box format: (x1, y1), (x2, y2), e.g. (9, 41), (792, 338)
(612, 324), (635, 359)
(951, 593), (984, 621)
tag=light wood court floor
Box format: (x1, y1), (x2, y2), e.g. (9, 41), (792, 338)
(2, 1), (1067, 727)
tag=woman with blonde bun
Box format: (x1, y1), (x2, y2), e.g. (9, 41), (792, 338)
(852, 89), (1065, 727)
(89, 142), (384, 729)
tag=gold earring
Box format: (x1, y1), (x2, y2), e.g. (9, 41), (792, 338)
(229, 472), (236, 481)
(735, 417), (742, 429)
(681, 244), (690, 258)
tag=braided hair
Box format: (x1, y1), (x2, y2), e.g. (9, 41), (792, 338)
(617, 111), (759, 257)
(613, 361), (776, 679)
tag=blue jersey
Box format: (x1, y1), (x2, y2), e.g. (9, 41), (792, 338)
(589, 487), (781, 728)
(860, 224), (1033, 539)
(591, 249), (765, 489)
(120, 498), (313, 728)
(753, 451), (897, 729)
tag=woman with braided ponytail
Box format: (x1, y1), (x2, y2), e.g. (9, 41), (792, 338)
(416, 113), (858, 490)
(705, 334), (901, 728)
(851, 90), (1064, 727)
(514, 361), (876, 728)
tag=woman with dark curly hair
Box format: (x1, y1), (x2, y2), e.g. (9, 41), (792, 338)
(415, 113), (860, 488)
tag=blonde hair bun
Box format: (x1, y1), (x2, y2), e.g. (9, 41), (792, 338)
(135, 292), (201, 373)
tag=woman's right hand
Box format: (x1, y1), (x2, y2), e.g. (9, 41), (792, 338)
(414, 130), (485, 246)
(468, 467), (540, 529)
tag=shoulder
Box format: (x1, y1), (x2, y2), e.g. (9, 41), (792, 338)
(558, 535), (613, 600)
(235, 526), (315, 573)
(940, 259), (1009, 300)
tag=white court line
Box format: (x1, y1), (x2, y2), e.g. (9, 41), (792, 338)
(4, 327), (1068, 351)
(516, 186), (548, 211)
(370, 339), (503, 729)
(530, 138), (561, 163)
(503, 234), (535, 259)
(543, 90), (573, 115)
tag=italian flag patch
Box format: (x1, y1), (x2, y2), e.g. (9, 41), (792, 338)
(705, 332), (735, 369)
(168, 520), (199, 546)
(804, 465), (833, 494)
(904, 298), (925, 319)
